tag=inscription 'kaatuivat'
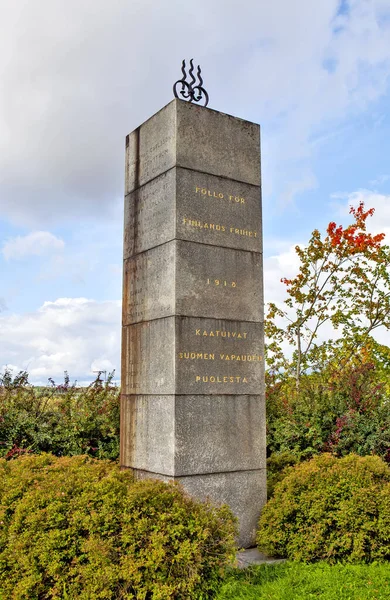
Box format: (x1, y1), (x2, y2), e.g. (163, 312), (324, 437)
(195, 329), (248, 338)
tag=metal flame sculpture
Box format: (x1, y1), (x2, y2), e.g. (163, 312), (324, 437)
(173, 59), (209, 107)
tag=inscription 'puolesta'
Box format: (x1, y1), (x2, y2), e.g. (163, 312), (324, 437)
(195, 375), (249, 383)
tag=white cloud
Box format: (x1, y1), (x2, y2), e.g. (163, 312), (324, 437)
(331, 189), (390, 239)
(279, 172), (318, 207)
(369, 174), (390, 187)
(0, 297), (121, 384)
(0, 0), (389, 224)
(2, 231), (64, 260)
(264, 244), (303, 308)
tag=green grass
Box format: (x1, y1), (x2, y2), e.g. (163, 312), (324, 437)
(216, 562), (390, 599)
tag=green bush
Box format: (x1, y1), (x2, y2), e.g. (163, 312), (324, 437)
(266, 452), (299, 499)
(265, 360), (390, 464)
(257, 453), (390, 563)
(0, 370), (120, 460)
(0, 454), (237, 599)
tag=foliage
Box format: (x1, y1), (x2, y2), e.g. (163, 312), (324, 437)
(257, 454), (390, 563)
(0, 453), (237, 599)
(0, 370), (120, 460)
(266, 342), (390, 466)
(266, 202), (390, 387)
(266, 452), (299, 499)
(265, 202), (390, 466)
(216, 562), (390, 600)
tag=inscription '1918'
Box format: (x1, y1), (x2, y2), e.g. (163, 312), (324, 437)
(207, 279), (237, 287)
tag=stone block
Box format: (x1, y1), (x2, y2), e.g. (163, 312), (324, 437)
(175, 317), (264, 395)
(174, 395), (266, 475)
(122, 317), (263, 396)
(123, 241), (263, 325)
(125, 101), (176, 195)
(120, 394), (175, 474)
(125, 100), (261, 194)
(176, 241), (263, 322)
(123, 167), (262, 257)
(120, 394), (265, 477)
(121, 318), (175, 395)
(176, 101), (261, 187)
(176, 167), (262, 253)
(123, 169), (176, 258)
(122, 242), (175, 325)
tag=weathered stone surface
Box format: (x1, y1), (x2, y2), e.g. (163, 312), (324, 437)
(176, 317), (263, 395)
(120, 394), (265, 477)
(122, 242), (175, 325)
(121, 318), (175, 395)
(122, 317), (263, 396)
(131, 467), (267, 548)
(125, 100), (261, 194)
(175, 395), (265, 475)
(124, 169), (175, 259)
(125, 101), (176, 195)
(120, 395), (175, 475)
(123, 241), (263, 325)
(175, 241), (263, 322)
(176, 101), (261, 187)
(124, 167), (262, 257)
(176, 168), (262, 253)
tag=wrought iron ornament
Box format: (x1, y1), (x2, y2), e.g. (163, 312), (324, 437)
(173, 59), (209, 107)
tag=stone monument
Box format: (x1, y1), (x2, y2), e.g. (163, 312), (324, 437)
(120, 78), (266, 547)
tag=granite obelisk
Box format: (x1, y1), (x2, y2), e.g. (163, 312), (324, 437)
(120, 98), (266, 547)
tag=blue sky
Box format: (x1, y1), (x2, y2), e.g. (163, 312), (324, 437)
(1, 0), (390, 383)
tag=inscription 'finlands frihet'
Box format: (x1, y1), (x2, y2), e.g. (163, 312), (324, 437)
(182, 217), (258, 239)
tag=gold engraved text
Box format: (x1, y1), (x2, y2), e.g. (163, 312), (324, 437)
(229, 227), (257, 238)
(182, 218), (225, 231)
(195, 187), (245, 204)
(207, 279), (237, 287)
(182, 217), (257, 238)
(195, 329), (247, 339)
(219, 354), (262, 361)
(179, 351), (262, 362)
(195, 375), (249, 383)
(178, 352), (215, 360)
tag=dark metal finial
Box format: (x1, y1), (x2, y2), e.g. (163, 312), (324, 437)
(173, 59), (209, 107)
